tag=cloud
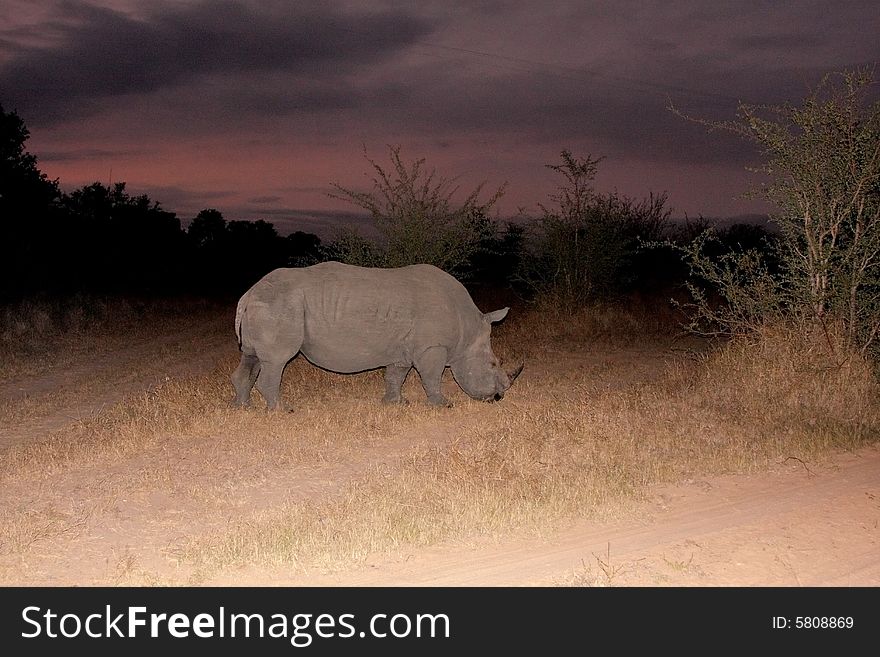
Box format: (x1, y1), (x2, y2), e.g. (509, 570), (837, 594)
(37, 146), (141, 162)
(0, 0), (435, 124)
(117, 183), (237, 215)
(360, 56), (767, 167)
(257, 209), (375, 238)
(7, 0), (875, 151)
(4, 1), (878, 219)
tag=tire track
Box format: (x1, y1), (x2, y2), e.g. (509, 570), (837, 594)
(233, 446), (880, 586)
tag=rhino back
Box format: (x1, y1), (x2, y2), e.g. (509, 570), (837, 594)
(265, 262), (481, 373)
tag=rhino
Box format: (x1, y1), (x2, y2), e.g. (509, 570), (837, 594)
(232, 261), (523, 410)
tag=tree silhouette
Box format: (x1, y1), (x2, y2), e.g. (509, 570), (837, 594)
(62, 182), (183, 292)
(188, 208), (227, 249)
(1, 104), (65, 296)
(285, 230), (323, 267)
(0, 104), (60, 219)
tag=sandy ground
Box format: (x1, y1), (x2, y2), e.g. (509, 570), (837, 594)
(211, 446), (880, 587)
(1, 312), (878, 587)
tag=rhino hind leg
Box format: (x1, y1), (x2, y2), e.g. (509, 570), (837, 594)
(383, 364), (411, 404)
(255, 360), (288, 411)
(414, 346), (451, 407)
(231, 353), (261, 407)
(241, 299), (304, 411)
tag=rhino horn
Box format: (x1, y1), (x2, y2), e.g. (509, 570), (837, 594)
(504, 361), (524, 388)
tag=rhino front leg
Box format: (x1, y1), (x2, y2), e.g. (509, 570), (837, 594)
(255, 360), (288, 411)
(383, 363), (411, 404)
(231, 353), (261, 407)
(414, 347), (451, 407)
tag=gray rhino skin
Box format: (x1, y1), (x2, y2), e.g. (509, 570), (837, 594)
(232, 261), (522, 410)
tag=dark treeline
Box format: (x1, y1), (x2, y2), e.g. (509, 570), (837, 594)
(2, 177), (327, 299)
(1, 104), (775, 304)
(0, 104), (326, 300)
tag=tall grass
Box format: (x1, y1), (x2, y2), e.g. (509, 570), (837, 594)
(691, 323), (879, 452)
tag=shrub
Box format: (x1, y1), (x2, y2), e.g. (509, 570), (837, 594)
(518, 151), (670, 306)
(329, 146), (506, 275)
(672, 68), (880, 359)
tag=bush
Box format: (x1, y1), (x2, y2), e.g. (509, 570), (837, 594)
(666, 227), (784, 337)
(672, 68), (880, 359)
(322, 227), (384, 268)
(518, 151), (671, 306)
(329, 146), (506, 275)
(696, 323), (879, 446)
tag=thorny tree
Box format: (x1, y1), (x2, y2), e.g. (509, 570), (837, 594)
(674, 69), (880, 357)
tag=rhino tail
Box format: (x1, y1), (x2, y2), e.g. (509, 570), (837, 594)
(234, 292), (249, 347)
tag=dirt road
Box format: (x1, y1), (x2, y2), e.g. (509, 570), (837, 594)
(212, 445), (880, 586)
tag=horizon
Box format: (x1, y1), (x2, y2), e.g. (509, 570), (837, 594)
(52, 177), (775, 239)
(160, 200), (776, 240)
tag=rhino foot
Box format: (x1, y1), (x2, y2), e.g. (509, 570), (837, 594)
(263, 398), (292, 412)
(382, 393), (407, 405)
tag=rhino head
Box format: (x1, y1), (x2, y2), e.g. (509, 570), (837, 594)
(450, 307), (523, 402)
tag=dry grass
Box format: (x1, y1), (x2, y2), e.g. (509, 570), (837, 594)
(179, 313), (880, 578)
(0, 294), (229, 380)
(494, 297), (683, 358)
(1, 298), (877, 584)
(694, 324), (879, 449)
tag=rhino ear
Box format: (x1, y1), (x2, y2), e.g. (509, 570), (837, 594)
(483, 307), (509, 324)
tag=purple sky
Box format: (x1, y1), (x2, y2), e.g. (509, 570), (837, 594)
(2, 1), (878, 235)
